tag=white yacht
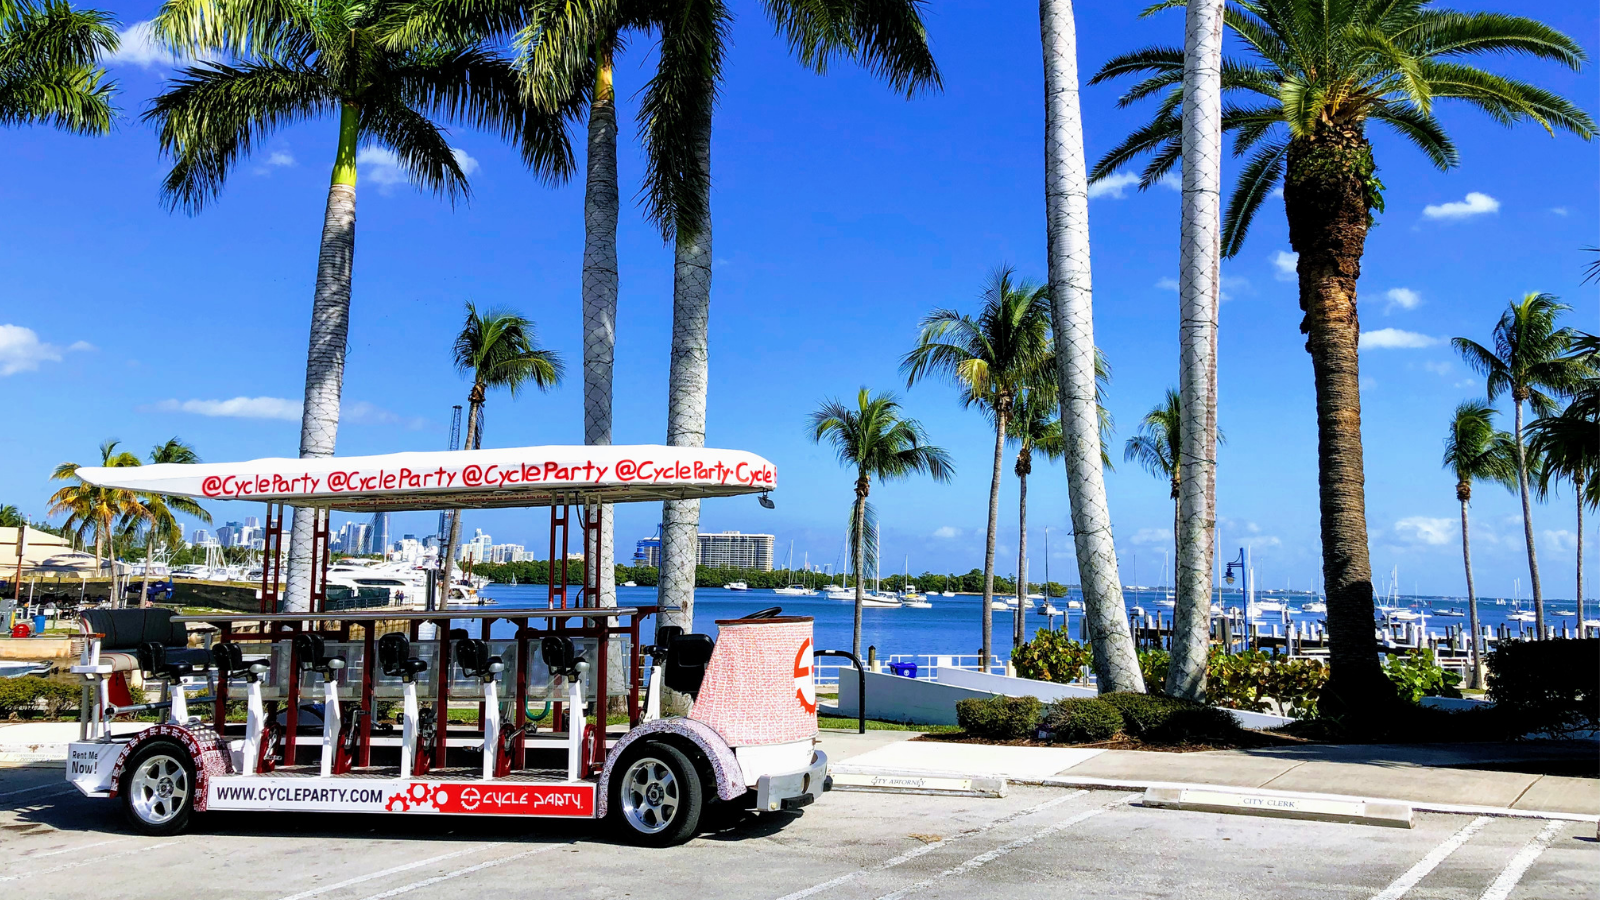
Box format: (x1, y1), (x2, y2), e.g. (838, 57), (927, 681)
(723, 581), (749, 591)
(622, 580), (638, 587)
(860, 592), (902, 608)
(773, 584), (816, 596)
(899, 584), (931, 608)
(1303, 601), (1327, 614)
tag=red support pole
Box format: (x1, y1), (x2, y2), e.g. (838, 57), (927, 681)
(513, 617), (529, 767)
(433, 617), (450, 771)
(359, 624), (375, 767)
(283, 625), (301, 766)
(214, 621), (233, 730)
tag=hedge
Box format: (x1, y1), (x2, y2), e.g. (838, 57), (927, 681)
(1041, 698), (1122, 743)
(0, 676), (81, 718)
(955, 695), (1041, 740)
(1487, 638), (1598, 737)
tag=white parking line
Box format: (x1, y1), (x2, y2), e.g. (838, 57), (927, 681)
(276, 844), (502, 900)
(772, 792), (1087, 900)
(1370, 816), (1491, 900)
(1478, 821), (1564, 900)
(0, 782), (71, 800)
(353, 843), (569, 900)
(19, 839), (126, 861)
(871, 793), (1140, 900)
(0, 842), (177, 883)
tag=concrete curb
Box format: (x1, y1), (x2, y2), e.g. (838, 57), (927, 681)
(1141, 785), (1413, 828)
(829, 766), (1007, 798)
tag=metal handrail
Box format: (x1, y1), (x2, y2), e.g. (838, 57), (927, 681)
(812, 649), (864, 734)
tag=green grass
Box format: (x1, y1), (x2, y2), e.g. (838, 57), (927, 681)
(818, 716), (961, 733)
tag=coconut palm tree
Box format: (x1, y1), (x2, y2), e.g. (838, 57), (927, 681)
(129, 438), (212, 607)
(1040, 0), (1145, 695)
(809, 388), (953, 658)
(146, 0), (580, 612)
(1527, 373), (1599, 633)
(48, 440), (141, 604)
(1454, 294), (1593, 636)
(0, 0), (117, 135)
(1089, 0), (1595, 709)
(1125, 389), (1184, 560)
(1171, 0), (1225, 705)
(1442, 401), (1517, 687)
(903, 267), (1055, 668)
(0, 505), (21, 528)
(440, 303), (563, 601)
(1008, 385), (1064, 650)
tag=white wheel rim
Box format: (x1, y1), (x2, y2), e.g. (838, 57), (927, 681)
(130, 754), (188, 826)
(620, 756), (679, 835)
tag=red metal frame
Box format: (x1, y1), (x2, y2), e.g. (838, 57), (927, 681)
(260, 503), (285, 613)
(308, 508), (332, 613)
(548, 504), (570, 609)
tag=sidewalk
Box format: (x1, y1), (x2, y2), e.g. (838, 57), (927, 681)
(818, 730), (1600, 819)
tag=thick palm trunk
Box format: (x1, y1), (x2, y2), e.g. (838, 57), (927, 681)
(852, 482), (868, 659)
(1168, 0), (1224, 704)
(1512, 400), (1544, 637)
(1015, 458), (1030, 651)
(584, 52), (620, 614)
(440, 398), (482, 607)
(1460, 496), (1483, 689)
(658, 117), (712, 714)
(980, 410), (1006, 667)
(1040, 0), (1144, 693)
(285, 104), (358, 613)
(1284, 127), (1389, 713)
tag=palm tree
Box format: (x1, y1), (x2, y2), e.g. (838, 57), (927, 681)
(130, 438), (212, 607)
(1089, 0), (1595, 710)
(1454, 294), (1593, 636)
(440, 303), (563, 602)
(1172, 0), (1225, 706)
(0, 505), (21, 528)
(1008, 385), (1064, 650)
(1040, 0), (1145, 696)
(1442, 401), (1517, 687)
(48, 440), (141, 604)
(1527, 374), (1599, 633)
(903, 267), (1055, 668)
(0, 0), (117, 135)
(810, 389), (953, 658)
(1125, 389), (1184, 560)
(146, 0), (580, 612)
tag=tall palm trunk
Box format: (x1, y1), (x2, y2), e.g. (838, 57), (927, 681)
(440, 390), (483, 607)
(1284, 126), (1388, 710)
(1168, 0), (1224, 703)
(1040, 0), (1144, 693)
(1458, 488), (1483, 689)
(1511, 397), (1544, 637)
(979, 408), (1006, 667)
(658, 116), (712, 714)
(584, 50), (619, 615)
(285, 103), (359, 613)
(1014, 451), (1030, 651)
(852, 478), (868, 659)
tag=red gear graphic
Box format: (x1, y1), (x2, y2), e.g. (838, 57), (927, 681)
(385, 793), (411, 812)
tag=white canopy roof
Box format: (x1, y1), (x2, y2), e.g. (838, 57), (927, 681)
(77, 444), (777, 512)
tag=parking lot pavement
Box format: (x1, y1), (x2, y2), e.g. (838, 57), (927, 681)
(2, 767), (1594, 900)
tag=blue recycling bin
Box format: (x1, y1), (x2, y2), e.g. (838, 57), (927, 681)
(32, 614), (47, 636)
(887, 661), (917, 679)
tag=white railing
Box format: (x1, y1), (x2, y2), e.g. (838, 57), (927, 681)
(812, 653), (1006, 690)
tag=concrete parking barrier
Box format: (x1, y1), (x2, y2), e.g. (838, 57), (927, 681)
(1140, 785), (1414, 828)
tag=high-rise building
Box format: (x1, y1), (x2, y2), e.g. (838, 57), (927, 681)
(489, 543), (524, 564)
(216, 521), (257, 548)
(458, 529), (493, 562)
(191, 528), (210, 546)
(244, 516), (260, 528)
(371, 512), (391, 556)
(696, 531), (775, 571)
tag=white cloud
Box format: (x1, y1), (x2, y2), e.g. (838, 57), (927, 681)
(1394, 516), (1453, 546)
(1155, 277), (1179, 291)
(106, 21), (213, 69)
(1384, 287), (1421, 312)
(451, 148), (480, 176)
(1540, 529), (1575, 553)
(1247, 535), (1282, 548)
(1550, 207), (1569, 216)
(357, 147), (406, 188)
(1361, 376), (1379, 391)
(0, 325), (64, 375)
(1423, 360), (1452, 376)
(932, 526), (960, 539)
(1361, 328), (1441, 350)
(153, 396), (302, 420)
(1272, 250), (1298, 282)
(266, 151), (295, 167)
(1088, 173), (1139, 199)
(1131, 528), (1173, 545)
(344, 401), (427, 430)
(1422, 192), (1499, 221)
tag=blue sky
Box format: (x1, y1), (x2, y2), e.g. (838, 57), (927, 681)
(1, 1), (1595, 599)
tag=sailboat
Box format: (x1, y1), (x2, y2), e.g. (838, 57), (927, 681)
(1038, 527), (1062, 617)
(856, 530), (900, 607)
(1155, 551), (1175, 608)
(941, 575), (956, 597)
(899, 555), (931, 607)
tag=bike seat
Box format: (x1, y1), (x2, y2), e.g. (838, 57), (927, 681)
(378, 632), (429, 682)
(136, 642), (212, 680)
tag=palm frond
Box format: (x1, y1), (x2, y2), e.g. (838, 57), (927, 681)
(1221, 138), (1287, 259)
(637, 0), (727, 240)
(764, 0), (941, 97)
(361, 90), (473, 202)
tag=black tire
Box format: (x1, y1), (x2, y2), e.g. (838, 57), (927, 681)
(119, 738), (196, 836)
(608, 741), (704, 847)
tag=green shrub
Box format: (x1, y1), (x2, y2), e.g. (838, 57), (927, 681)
(1097, 691), (1188, 738)
(1207, 649), (1327, 718)
(1487, 638), (1598, 737)
(1384, 649), (1462, 704)
(1138, 650), (1169, 689)
(1041, 697), (1123, 743)
(1150, 705), (1242, 744)
(955, 695), (1042, 740)
(0, 676), (80, 718)
(1012, 631), (1093, 684)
